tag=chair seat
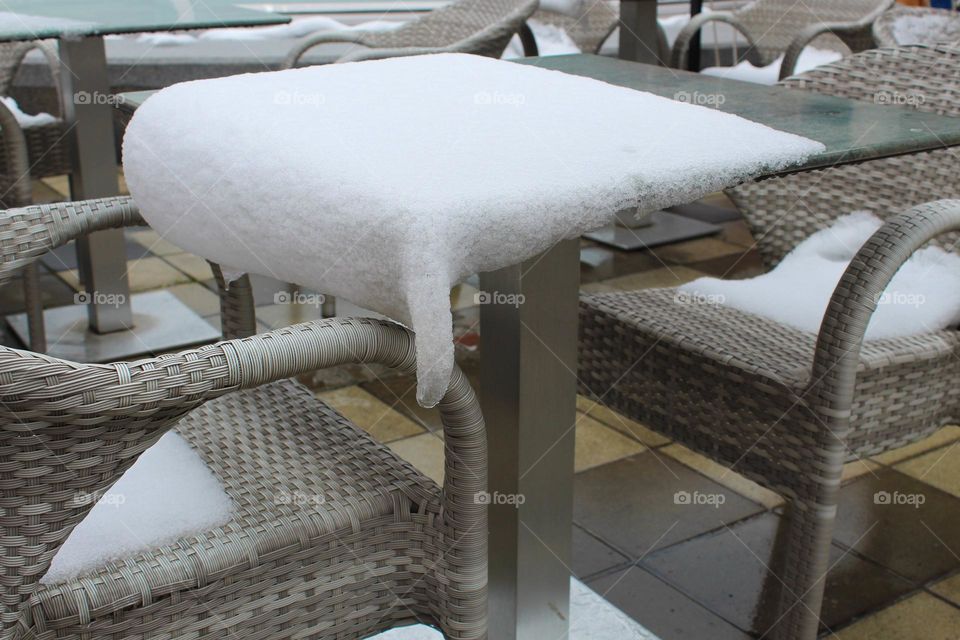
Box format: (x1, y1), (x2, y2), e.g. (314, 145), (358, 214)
(579, 287), (960, 459)
(0, 118), (71, 180)
(31, 379), (441, 639)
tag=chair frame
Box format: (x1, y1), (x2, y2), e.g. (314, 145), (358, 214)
(669, 0), (893, 79)
(283, 0), (538, 68)
(0, 197), (488, 640)
(580, 44), (960, 640)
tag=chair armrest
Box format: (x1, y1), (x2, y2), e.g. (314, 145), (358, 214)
(518, 21), (539, 57)
(0, 197), (143, 287)
(0, 98), (30, 206)
(0, 41), (61, 110)
(670, 12), (753, 70)
(809, 200), (960, 434)
(282, 30), (370, 69)
(779, 22), (861, 81)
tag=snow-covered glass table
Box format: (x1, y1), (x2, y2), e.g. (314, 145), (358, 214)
(117, 52), (960, 640)
(0, 0), (288, 361)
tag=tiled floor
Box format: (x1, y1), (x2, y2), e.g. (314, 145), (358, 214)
(5, 179), (960, 639)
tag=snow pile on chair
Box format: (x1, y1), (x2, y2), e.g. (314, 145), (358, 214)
(677, 212), (960, 339)
(42, 432), (233, 584)
(893, 12), (960, 45)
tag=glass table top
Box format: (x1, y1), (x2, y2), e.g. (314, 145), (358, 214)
(0, 0), (289, 40)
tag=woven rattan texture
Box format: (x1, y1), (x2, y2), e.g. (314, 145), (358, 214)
(0, 199), (487, 639)
(285, 0), (537, 66)
(579, 46), (960, 640)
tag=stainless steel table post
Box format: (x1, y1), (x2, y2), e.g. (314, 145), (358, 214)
(619, 0), (661, 64)
(58, 36), (131, 332)
(480, 238), (580, 640)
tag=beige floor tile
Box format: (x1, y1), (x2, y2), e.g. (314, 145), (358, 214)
(576, 395), (670, 447)
(575, 413), (646, 472)
(163, 253), (214, 281)
(451, 283), (479, 311)
(833, 593), (960, 640)
(388, 432), (445, 484)
(651, 237), (745, 265)
(59, 257), (190, 293)
(40, 175), (70, 197)
(871, 426), (960, 465)
(662, 444), (784, 509)
(128, 229), (185, 257)
(167, 283), (221, 317)
(931, 572), (960, 605)
(31, 178), (64, 204)
(895, 441), (960, 498)
(257, 302), (324, 329)
(841, 458), (882, 484)
(596, 266), (706, 291)
(316, 386), (423, 443)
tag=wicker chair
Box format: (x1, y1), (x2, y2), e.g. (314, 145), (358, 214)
(532, 3), (671, 59)
(283, 0), (538, 67)
(670, 0), (893, 80)
(873, 5), (960, 47)
(0, 197), (487, 639)
(0, 40), (70, 354)
(578, 45), (960, 640)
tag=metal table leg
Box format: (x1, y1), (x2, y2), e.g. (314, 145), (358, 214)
(618, 0), (661, 64)
(7, 36), (221, 360)
(58, 36), (131, 332)
(480, 239), (580, 640)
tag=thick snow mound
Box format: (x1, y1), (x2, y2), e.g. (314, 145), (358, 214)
(123, 53), (823, 406)
(678, 212), (960, 339)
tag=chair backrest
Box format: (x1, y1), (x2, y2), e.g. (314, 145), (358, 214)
(362, 0), (538, 57)
(736, 0), (892, 64)
(727, 44), (960, 269)
(873, 6), (960, 47)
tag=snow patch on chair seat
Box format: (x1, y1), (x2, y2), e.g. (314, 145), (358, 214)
(0, 96), (56, 128)
(892, 12), (960, 45)
(701, 47), (842, 85)
(678, 212), (960, 340)
(42, 432), (233, 585)
(123, 52), (823, 407)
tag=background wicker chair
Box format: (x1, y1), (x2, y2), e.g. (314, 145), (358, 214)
(873, 5), (960, 47)
(670, 0), (893, 79)
(0, 40), (70, 353)
(532, 3), (670, 59)
(578, 44), (960, 640)
(0, 197), (487, 639)
(284, 0), (538, 67)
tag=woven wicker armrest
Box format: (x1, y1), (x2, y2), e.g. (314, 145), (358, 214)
(809, 199), (960, 430)
(0, 197), (143, 287)
(670, 12), (754, 70)
(779, 20), (872, 80)
(282, 30), (371, 69)
(0, 98), (30, 206)
(0, 41), (61, 107)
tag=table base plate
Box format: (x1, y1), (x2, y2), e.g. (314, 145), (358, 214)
(585, 211), (721, 251)
(7, 290), (221, 363)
